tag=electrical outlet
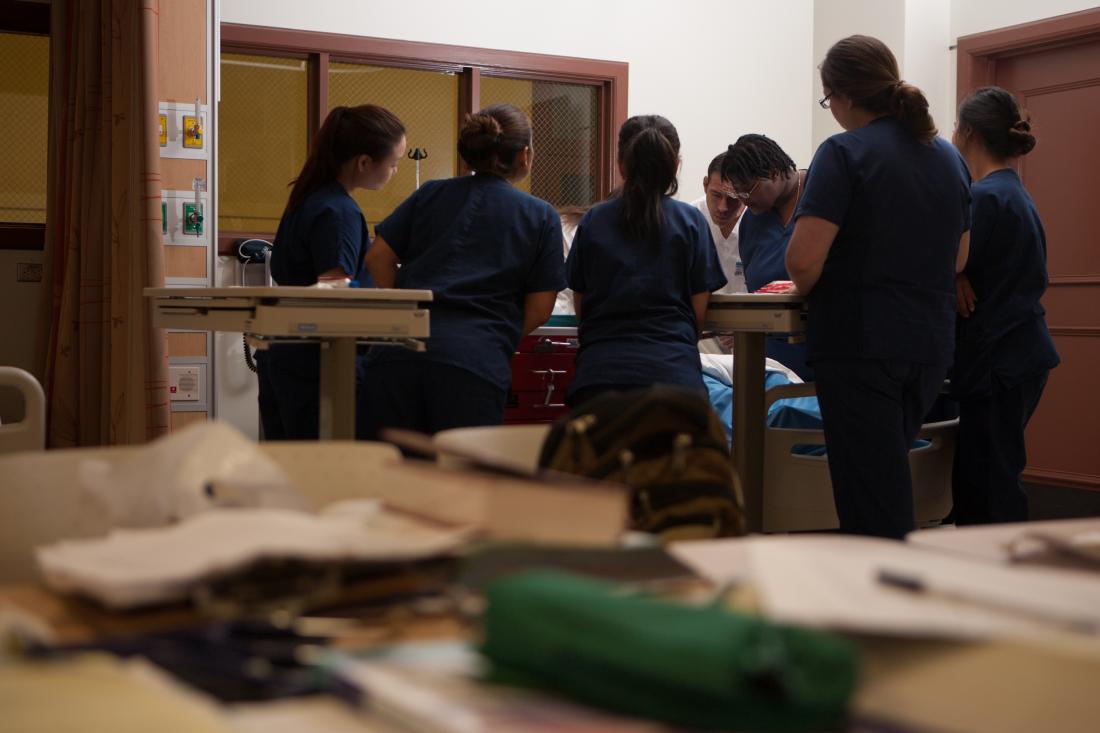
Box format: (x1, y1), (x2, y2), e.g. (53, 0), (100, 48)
(169, 365), (200, 401)
(16, 263), (42, 283)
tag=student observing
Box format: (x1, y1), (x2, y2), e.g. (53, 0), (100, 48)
(362, 104), (564, 436)
(951, 85), (1059, 525)
(259, 104), (406, 440)
(565, 114), (726, 407)
(786, 35), (972, 539)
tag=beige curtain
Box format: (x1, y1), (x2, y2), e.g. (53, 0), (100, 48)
(41, 0), (169, 447)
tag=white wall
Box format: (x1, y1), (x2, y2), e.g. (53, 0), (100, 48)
(952, 0), (1098, 38)
(221, 0), (816, 198)
(811, 0), (906, 150)
(904, 0), (952, 140)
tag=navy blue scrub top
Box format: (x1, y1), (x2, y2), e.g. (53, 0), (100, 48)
(738, 191), (797, 292)
(566, 197), (727, 394)
(270, 181), (372, 286)
(954, 169), (1059, 395)
(738, 200), (813, 379)
(795, 117), (971, 367)
(366, 174), (565, 391)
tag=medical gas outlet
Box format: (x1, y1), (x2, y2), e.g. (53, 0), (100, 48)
(183, 202), (204, 236)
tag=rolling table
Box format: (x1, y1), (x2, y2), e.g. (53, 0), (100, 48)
(145, 287), (432, 440)
(703, 293), (807, 533)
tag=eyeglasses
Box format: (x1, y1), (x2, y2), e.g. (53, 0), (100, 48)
(818, 93), (833, 109)
(731, 179), (762, 201)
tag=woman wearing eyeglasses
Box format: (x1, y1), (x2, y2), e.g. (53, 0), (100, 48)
(785, 35), (972, 539)
(721, 134), (811, 380)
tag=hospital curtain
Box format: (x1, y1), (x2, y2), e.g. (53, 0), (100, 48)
(40, 0), (170, 447)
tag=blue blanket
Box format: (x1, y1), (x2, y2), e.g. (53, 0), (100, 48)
(704, 373), (927, 455)
(704, 371), (823, 441)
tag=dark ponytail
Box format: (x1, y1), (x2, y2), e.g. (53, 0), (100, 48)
(286, 104), (405, 212)
(958, 86), (1037, 158)
(617, 115), (680, 242)
(458, 104), (532, 178)
(821, 35), (937, 143)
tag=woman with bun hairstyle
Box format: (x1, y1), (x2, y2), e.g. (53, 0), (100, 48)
(259, 104), (406, 440)
(565, 115), (726, 406)
(785, 35), (972, 538)
(361, 104), (564, 436)
(951, 86), (1059, 525)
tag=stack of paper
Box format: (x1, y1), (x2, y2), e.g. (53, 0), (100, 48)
(36, 504), (473, 609)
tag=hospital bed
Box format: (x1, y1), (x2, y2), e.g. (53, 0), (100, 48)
(759, 382), (956, 532)
(0, 367), (45, 455)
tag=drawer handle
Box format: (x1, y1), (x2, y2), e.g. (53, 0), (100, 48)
(531, 369), (568, 406)
(535, 337), (578, 352)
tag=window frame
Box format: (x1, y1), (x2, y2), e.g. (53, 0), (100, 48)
(218, 23), (628, 255)
(0, 1), (50, 251)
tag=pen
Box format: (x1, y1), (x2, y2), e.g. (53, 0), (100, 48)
(876, 568), (1100, 636)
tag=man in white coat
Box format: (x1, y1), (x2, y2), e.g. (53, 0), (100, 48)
(692, 152), (746, 353)
(691, 151), (746, 294)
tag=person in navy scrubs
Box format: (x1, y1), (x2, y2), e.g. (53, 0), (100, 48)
(721, 134), (811, 380)
(258, 104), (406, 440)
(565, 115), (727, 406)
(786, 35), (972, 539)
(951, 86), (1059, 525)
(361, 104), (564, 436)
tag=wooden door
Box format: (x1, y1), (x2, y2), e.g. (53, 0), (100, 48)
(958, 9), (1100, 490)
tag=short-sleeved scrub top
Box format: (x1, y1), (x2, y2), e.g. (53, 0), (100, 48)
(795, 117), (972, 367)
(565, 197), (727, 397)
(365, 174), (565, 392)
(954, 168), (1059, 395)
(270, 181), (372, 287)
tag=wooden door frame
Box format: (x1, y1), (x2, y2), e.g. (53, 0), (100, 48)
(957, 7), (1100, 96)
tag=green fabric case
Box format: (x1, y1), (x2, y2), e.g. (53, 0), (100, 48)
(481, 570), (859, 732)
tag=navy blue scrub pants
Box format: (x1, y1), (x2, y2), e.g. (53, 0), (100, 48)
(951, 372), (1048, 525)
(360, 360), (506, 439)
(813, 359), (947, 539)
(257, 345), (368, 440)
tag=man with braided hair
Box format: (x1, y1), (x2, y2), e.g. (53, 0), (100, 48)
(722, 134), (811, 379)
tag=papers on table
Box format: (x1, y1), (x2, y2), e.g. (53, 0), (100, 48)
(672, 534), (1100, 644)
(908, 518), (1100, 567)
(36, 503), (473, 609)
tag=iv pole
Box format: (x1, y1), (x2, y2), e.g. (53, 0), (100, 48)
(407, 148), (429, 189)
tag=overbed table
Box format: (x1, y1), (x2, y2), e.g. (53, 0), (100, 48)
(145, 287), (432, 440)
(703, 293), (807, 532)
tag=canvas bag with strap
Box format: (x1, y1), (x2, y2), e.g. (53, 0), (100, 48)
(537, 386), (744, 540)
